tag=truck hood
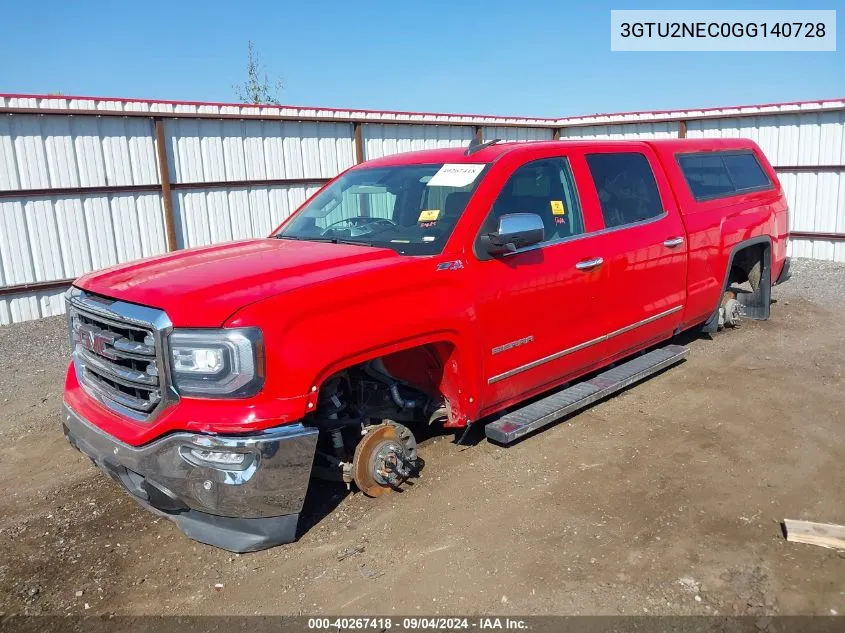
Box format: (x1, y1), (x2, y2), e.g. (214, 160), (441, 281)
(75, 238), (402, 326)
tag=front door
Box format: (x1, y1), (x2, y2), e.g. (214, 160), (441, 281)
(469, 155), (613, 414)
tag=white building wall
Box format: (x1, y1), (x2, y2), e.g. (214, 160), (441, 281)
(560, 121), (677, 140)
(0, 94), (843, 324)
(482, 126), (554, 142)
(363, 124), (472, 160)
(173, 184), (323, 249)
(165, 119), (355, 184)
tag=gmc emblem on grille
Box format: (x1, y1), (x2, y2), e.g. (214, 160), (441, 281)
(73, 319), (117, 359)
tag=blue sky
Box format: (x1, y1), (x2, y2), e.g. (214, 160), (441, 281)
(0, 0), (841, 118)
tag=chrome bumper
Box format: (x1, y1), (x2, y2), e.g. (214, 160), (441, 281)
(62, 403), (318, 552)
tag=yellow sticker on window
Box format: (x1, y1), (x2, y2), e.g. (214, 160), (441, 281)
(550, 200), (566, 216)
(418, 209), (441, 222)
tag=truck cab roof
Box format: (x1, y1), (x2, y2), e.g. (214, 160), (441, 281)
(359, 137), (765, 168)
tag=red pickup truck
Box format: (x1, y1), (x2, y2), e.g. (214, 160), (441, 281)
(62, 138), (790, 551)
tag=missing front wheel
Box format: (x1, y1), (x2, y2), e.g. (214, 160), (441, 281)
(351, 421), (422, 497)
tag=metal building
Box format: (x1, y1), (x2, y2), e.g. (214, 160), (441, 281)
(0, 94), (843, 324)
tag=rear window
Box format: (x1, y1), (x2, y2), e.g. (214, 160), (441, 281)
(677, 151), (773, 201)
(723, 153), (772, 191)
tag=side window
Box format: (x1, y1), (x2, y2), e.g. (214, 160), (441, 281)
(676, 154), (734, 199)
(586, 152), (664, 228)
(480, 157), (584, 244)
(677, 151), (773, 201)
(722, 153), (772, 191)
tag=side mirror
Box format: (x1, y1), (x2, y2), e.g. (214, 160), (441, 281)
(482, 213), (545, 256)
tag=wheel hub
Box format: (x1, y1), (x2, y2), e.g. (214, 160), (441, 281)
(722, 297), (742, 328)
(352, 422), (419, 497)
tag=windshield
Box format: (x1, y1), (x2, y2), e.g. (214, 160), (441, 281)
(274, 163), (488, 255)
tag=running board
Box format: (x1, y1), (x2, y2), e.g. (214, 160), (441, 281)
(484, 344), (689, 445)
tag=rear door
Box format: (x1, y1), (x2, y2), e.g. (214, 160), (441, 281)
(580, 147), (688, 356)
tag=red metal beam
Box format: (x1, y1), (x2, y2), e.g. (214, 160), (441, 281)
(354, 122), (365, 164)
(1, 91), (565, 123)
(0, 278), (74, 296)
(5, 91), (843, 125)
(790, 231), (845, 241)
(0, 183), (160, 199)
(773, 165), (845, 173)
(0, 177), (331, 200)
(0, 106), (555, 129)
(154, 119), (178, 252)
(171, 177), (330, 190)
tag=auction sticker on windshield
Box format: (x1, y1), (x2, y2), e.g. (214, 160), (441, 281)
(427, 164), (485, 188)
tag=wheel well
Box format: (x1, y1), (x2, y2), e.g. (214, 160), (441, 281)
(312, 341), (463, 426)
(729, 242), (767, 289)
(703, 238), (772, 332)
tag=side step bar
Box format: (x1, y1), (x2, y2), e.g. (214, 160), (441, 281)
(485, 344), (689, 445)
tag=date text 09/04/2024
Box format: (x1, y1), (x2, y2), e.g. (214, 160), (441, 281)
(307, 618), (528, 630)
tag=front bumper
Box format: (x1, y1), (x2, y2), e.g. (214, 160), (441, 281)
(62, 403), (318, 552)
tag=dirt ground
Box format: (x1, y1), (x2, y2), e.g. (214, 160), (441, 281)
(1, 258), (844, 617)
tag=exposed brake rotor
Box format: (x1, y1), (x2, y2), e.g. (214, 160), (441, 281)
(352, 421), (420, 497)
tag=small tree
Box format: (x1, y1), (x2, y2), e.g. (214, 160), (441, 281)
(233, 41), (283, 105)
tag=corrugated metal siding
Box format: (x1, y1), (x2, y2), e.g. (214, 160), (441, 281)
(788, 238), (845, 262)
(166, 119), (354, 183)
(686, 111), (845, 166)
(1, 93), (844, 324)
(0, 114), (158, 190)
(0, 193), (167, 283)
(560, 121), (677, 140)
(482, 126), (554, 142)
(0, 287), (66, 325)
(363, 124), (473, 160)
(781, 171), (845, 261)
(173, 185), (322, 249)
(164, 118), (354, 248)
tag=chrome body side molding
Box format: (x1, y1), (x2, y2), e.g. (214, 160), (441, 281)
(488, 305), (683, 384)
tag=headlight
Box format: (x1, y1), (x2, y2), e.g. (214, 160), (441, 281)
(167, 328), (264, 397)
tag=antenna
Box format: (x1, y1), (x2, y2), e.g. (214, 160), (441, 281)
(465, 138), (501, 156)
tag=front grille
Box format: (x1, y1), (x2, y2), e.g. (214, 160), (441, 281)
(66, 289), (173, 420)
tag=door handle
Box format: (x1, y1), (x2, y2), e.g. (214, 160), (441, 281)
(576, 257), (604, 271)
(663, 237), (684, 248)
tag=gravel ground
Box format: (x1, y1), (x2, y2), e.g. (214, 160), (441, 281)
(0, 314), (68, 439)
(1, 258), (844, 616)
(779, 258), (845, 307)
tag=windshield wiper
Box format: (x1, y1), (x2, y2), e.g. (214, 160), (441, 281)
(321, 237), (380, 247)
(275, 235), (379, 247)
